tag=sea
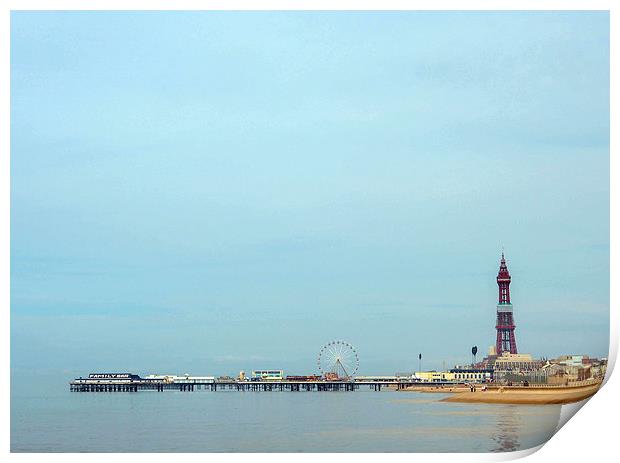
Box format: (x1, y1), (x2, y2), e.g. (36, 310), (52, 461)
(11, 373), (562, 453)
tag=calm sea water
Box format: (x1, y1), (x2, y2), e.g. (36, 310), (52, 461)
(11, 374), (562, 453)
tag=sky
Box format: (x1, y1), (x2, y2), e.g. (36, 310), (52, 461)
(10, 11), (609, 377)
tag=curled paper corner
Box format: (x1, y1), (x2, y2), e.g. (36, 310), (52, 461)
(552, 362), (614, 444)
(511, 443), (546, 460)
(555, 399), (592, 433)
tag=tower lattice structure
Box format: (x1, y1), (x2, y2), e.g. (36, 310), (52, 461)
(495, 252), (518, 355)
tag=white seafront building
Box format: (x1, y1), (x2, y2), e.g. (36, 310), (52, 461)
(144, 374), (215, 384)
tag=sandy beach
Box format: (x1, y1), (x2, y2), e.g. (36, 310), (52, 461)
(440, 382), (601, 405)
(402, 385), (471, 393)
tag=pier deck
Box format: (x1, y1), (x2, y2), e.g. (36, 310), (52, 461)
(69, 379), (457, 392)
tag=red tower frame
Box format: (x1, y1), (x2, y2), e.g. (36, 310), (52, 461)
(495, 252), (518, 355)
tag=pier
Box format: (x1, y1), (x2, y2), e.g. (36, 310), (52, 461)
(69, 378), (442, 393)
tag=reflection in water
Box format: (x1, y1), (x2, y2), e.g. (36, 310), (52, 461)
(491, 406), (521, 452)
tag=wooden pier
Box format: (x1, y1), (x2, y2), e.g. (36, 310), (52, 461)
(69, 379), (438, 393)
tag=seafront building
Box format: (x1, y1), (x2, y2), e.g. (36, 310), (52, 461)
(413, 371), (456, 382)
(449, 368), (492, 382)
(493, 353), (541, 372)
(540, 355), (607, 384)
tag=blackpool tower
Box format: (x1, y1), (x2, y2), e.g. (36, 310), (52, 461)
(495, 252), (518, 355)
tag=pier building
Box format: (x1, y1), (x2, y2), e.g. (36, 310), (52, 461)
(144, 374), (216, 384)
(251, 370), (284, 380)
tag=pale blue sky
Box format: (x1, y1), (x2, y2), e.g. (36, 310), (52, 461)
(11, 11), (609, 377)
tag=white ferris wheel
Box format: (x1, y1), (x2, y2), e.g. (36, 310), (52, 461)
(317, 340), (359, 379)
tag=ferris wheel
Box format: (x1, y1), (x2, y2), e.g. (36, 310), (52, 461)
(317, 340), (359, 379)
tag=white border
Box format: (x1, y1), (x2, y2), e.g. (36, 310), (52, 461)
(2, 1), (616, 462)
(1, 0), (617, 11)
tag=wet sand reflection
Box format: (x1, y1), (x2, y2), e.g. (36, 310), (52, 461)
(490, 404), (560, 452)
(491, 405), (521, 452)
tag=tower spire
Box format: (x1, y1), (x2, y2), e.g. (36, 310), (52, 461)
(495, 252), (518, 355)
